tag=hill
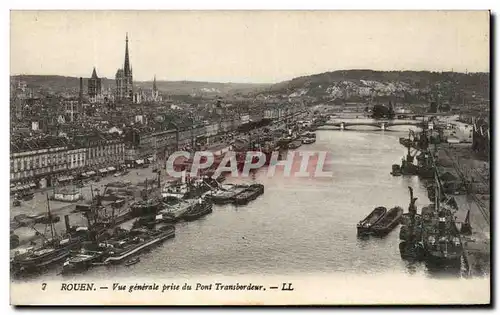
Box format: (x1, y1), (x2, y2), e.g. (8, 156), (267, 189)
(10, 75), (270, 96)
(256, 70), (490, 104)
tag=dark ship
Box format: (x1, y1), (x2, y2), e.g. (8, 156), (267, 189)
(399, 183), (463, 266)
(11, 195), (82, 275)
(182, 199), (213, 221)
(357, 207), (387, 236)
(370, 206), (403, 236)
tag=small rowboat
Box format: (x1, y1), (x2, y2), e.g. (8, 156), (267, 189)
(125, 257), (140, 266)
(357, 207), (387, 235)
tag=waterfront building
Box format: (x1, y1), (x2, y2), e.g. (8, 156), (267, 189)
(85, 133), (125, 172)
(115, 33), (133, 102)
(10, 136), (69, 190)
(123, 127), (177, 164)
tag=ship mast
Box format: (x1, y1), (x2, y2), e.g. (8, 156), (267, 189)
(46, 194), (55, 240)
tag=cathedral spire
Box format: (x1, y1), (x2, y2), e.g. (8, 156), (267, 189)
(91, 67), (98, 79)
(153, 75), (157, 91)
(124, 33), (131, 76)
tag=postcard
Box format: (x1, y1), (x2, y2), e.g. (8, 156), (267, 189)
(9, 10), (490, 305)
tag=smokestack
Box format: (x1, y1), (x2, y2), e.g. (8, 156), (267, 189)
(64, 215), (71, 233)
(79, 77), (83, 104)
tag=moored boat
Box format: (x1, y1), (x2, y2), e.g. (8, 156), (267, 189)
(287, 140), (302, 150)
(390, 164), (402, 176)
(62, 250), (105, 273)
(205, 184), (249, 205)
(182, 200), (213, 221)
(371, 206), (404, 236)
(302, 138), (316, 145)
(125, 257), (140, 266)
(357, 206), (387, 235)
(233, 184), (265, 206)
(103, 226), (175, 264)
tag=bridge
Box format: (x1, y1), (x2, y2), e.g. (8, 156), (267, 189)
(318, 120), (428, 131)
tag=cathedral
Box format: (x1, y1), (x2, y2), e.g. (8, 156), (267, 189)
(115, 33), (133, 101)
(87, 67), (102, 103)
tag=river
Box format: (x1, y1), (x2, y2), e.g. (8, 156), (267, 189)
(16, 125), (472, 284)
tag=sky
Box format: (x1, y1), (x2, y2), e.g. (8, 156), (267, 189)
(10, 10), (490, 83)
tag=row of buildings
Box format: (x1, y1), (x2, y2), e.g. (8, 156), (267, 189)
(10, 134), (125, 191)
(10, 103), (306, 192)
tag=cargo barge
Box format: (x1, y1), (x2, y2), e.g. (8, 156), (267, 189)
(103, 226), (175, 264)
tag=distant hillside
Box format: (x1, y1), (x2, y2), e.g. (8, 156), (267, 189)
(256, 70), (490, 104)
(10, 75), (270, 96)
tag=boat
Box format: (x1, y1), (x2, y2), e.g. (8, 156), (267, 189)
(21, 192), (34, 201)
(103, 226), (175, 264)
(301, 131), (316, 139)
(130, 199), (162, 217)
(421, 205), (463, 264)
(205, 184), (249, 205)
(357, 206), (387, 235)
(62, 250), (106, 273)
(125, 257), (140, 266)
(132, 214), (165, 229)
(390, 164), (402, 176)
(13, 199), (21, 207)
(162, 183), (189, 201)
(287, 140), (302, 150)
(12, 237), (82, 273)
(302, 138), (316, 145)
(370, 206), (404, 236)
(233, 184), (265, 206)
(11, 194), (83, 274)
(182, 200), (213, 221)
(159, 199), (196, 220)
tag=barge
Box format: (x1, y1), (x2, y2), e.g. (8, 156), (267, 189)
(357, 207), (387, 235)
(103, 226), (175, 264)
(206, 184), (249, 205)
(370, 206), (403, 236)
(233, 184), (265, 206)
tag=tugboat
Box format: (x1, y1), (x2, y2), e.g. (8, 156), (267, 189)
(182, 198), (213, 221)
(370, 206), (404, 236)
(357, 207), (387, 235)
(232, 184), (265, 206)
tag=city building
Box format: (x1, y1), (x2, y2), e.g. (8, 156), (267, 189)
(115, 33), (133, 102)
(10, 136), (69, 190)
(84, 133), (125, 173)
(88, 67), (103, 103)
(123, 127), (177, 164)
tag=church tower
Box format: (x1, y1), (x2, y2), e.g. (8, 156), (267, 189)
(115, 33), (134, 101)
